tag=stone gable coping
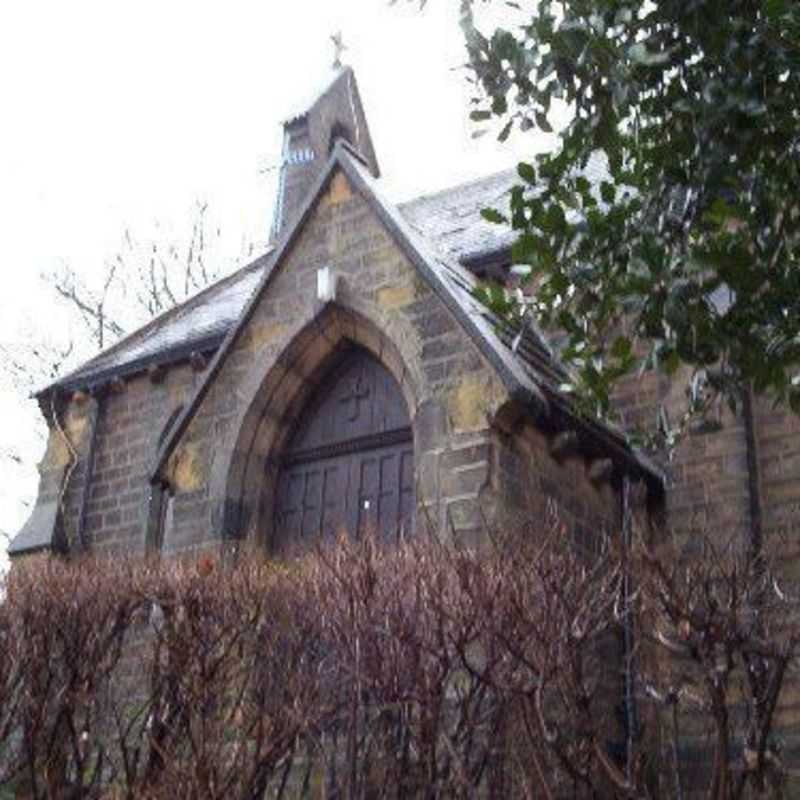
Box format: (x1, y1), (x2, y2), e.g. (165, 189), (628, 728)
(150, 140), (664, 494)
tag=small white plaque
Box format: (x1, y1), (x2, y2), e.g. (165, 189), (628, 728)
(317, 265), (337, 302)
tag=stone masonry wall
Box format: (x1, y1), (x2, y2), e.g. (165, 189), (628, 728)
(55, 363), (202, 555)
(19, 168), (635, 563)
(611, 363), (800, 780)
(157, 168), (625, 554)
(610, 365), (800, 551)
(492, 420), (621, 542)
(159, 169), (510, 552)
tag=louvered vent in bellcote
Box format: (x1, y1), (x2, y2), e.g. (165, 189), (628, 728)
(270, 66), (380, 241)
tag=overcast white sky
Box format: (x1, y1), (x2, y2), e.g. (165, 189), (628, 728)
(0, 0), (550, 562)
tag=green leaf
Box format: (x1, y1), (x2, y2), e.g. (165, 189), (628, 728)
(535, 111), (553, 133)
(492, 94), (508, 116)
(481, 208), (508, 225)
(610, 336), (632, 361)
(459, 0), (800, 421)
(469, 110), (492, 122)
(512, 233), (543, 264)
(764, 0), (787, 20)
(517, 162), (537, 184)
(575, 176), (591, 193)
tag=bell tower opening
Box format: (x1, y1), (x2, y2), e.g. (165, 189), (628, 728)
(269, 66), (380, 242)
(272, 346), (414, 551)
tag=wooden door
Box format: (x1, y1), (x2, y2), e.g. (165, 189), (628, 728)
(274, 348), (414, 549)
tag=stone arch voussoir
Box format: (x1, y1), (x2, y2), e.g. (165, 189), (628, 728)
(218, 301), (421, 545)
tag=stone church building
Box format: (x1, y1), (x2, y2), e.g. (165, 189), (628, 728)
(8, 67), (799, 562)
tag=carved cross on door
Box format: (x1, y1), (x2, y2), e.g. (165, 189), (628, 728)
(339, 372), (370, 421)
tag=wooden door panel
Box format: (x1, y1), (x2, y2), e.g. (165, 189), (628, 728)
(274, 347), (415, 551)
(376, 452), (398, 536)
(349, 445), (416, 541)
(320, 460), (349, 538)
(277, 472), (305, 542)
(300, 469), (322, 539)
(355, 452), (378, 537)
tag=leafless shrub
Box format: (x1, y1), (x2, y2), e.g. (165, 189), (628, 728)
(633, 528), (800, 799)
(0, 556), (149, 798)
(0, 518), (798, 799)
(121, 554), (335, 799)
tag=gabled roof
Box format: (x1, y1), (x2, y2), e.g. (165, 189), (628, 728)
(272, 66), (380, 239)
(54, 152), (611, 393)
(49, 165), (523, 395)
(51, 255), (273, 394)
(400, 150), (612, 267)
(284, 66), (365, 132)
(151, 141), (663, 491)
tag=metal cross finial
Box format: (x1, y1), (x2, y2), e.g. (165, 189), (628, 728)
(331, 31), (347, 70)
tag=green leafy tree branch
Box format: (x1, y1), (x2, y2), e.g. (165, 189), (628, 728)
(458, 0), (800, 437)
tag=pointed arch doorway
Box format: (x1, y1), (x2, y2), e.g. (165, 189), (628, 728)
(273, 345), (415, 550)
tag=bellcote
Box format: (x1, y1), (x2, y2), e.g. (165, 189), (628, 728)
(270, 66), (380, 241)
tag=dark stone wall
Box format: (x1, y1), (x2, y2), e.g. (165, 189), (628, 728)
(162, 169), (515, 554)
(57, 167), (616, 558)
(17, 168), (638, 564)
(22, 167), (800, 567)
(491, 420), (621, 542)
(610, 364), (800, 551)
(54, 364), (202, 555)
(31, 166), (800, 565)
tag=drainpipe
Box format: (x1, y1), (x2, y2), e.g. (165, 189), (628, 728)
(76, 391), (103, 552)
(621, 474), (637, 786)
(49, 389), (78, 554)
(741, 384), (763, 559)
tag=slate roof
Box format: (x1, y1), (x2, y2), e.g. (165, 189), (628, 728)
(399, 149), (612, 266)
(53, 255), (272, 392)
(283, 65), (352, 126)
(399, 168), (518, 265)
(45, 143), (662, 490)
(50, 165), (524, 394)
(52, 146), (623, 396)
(148, 142), (663, 491)
(7, 497), (61, 556)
